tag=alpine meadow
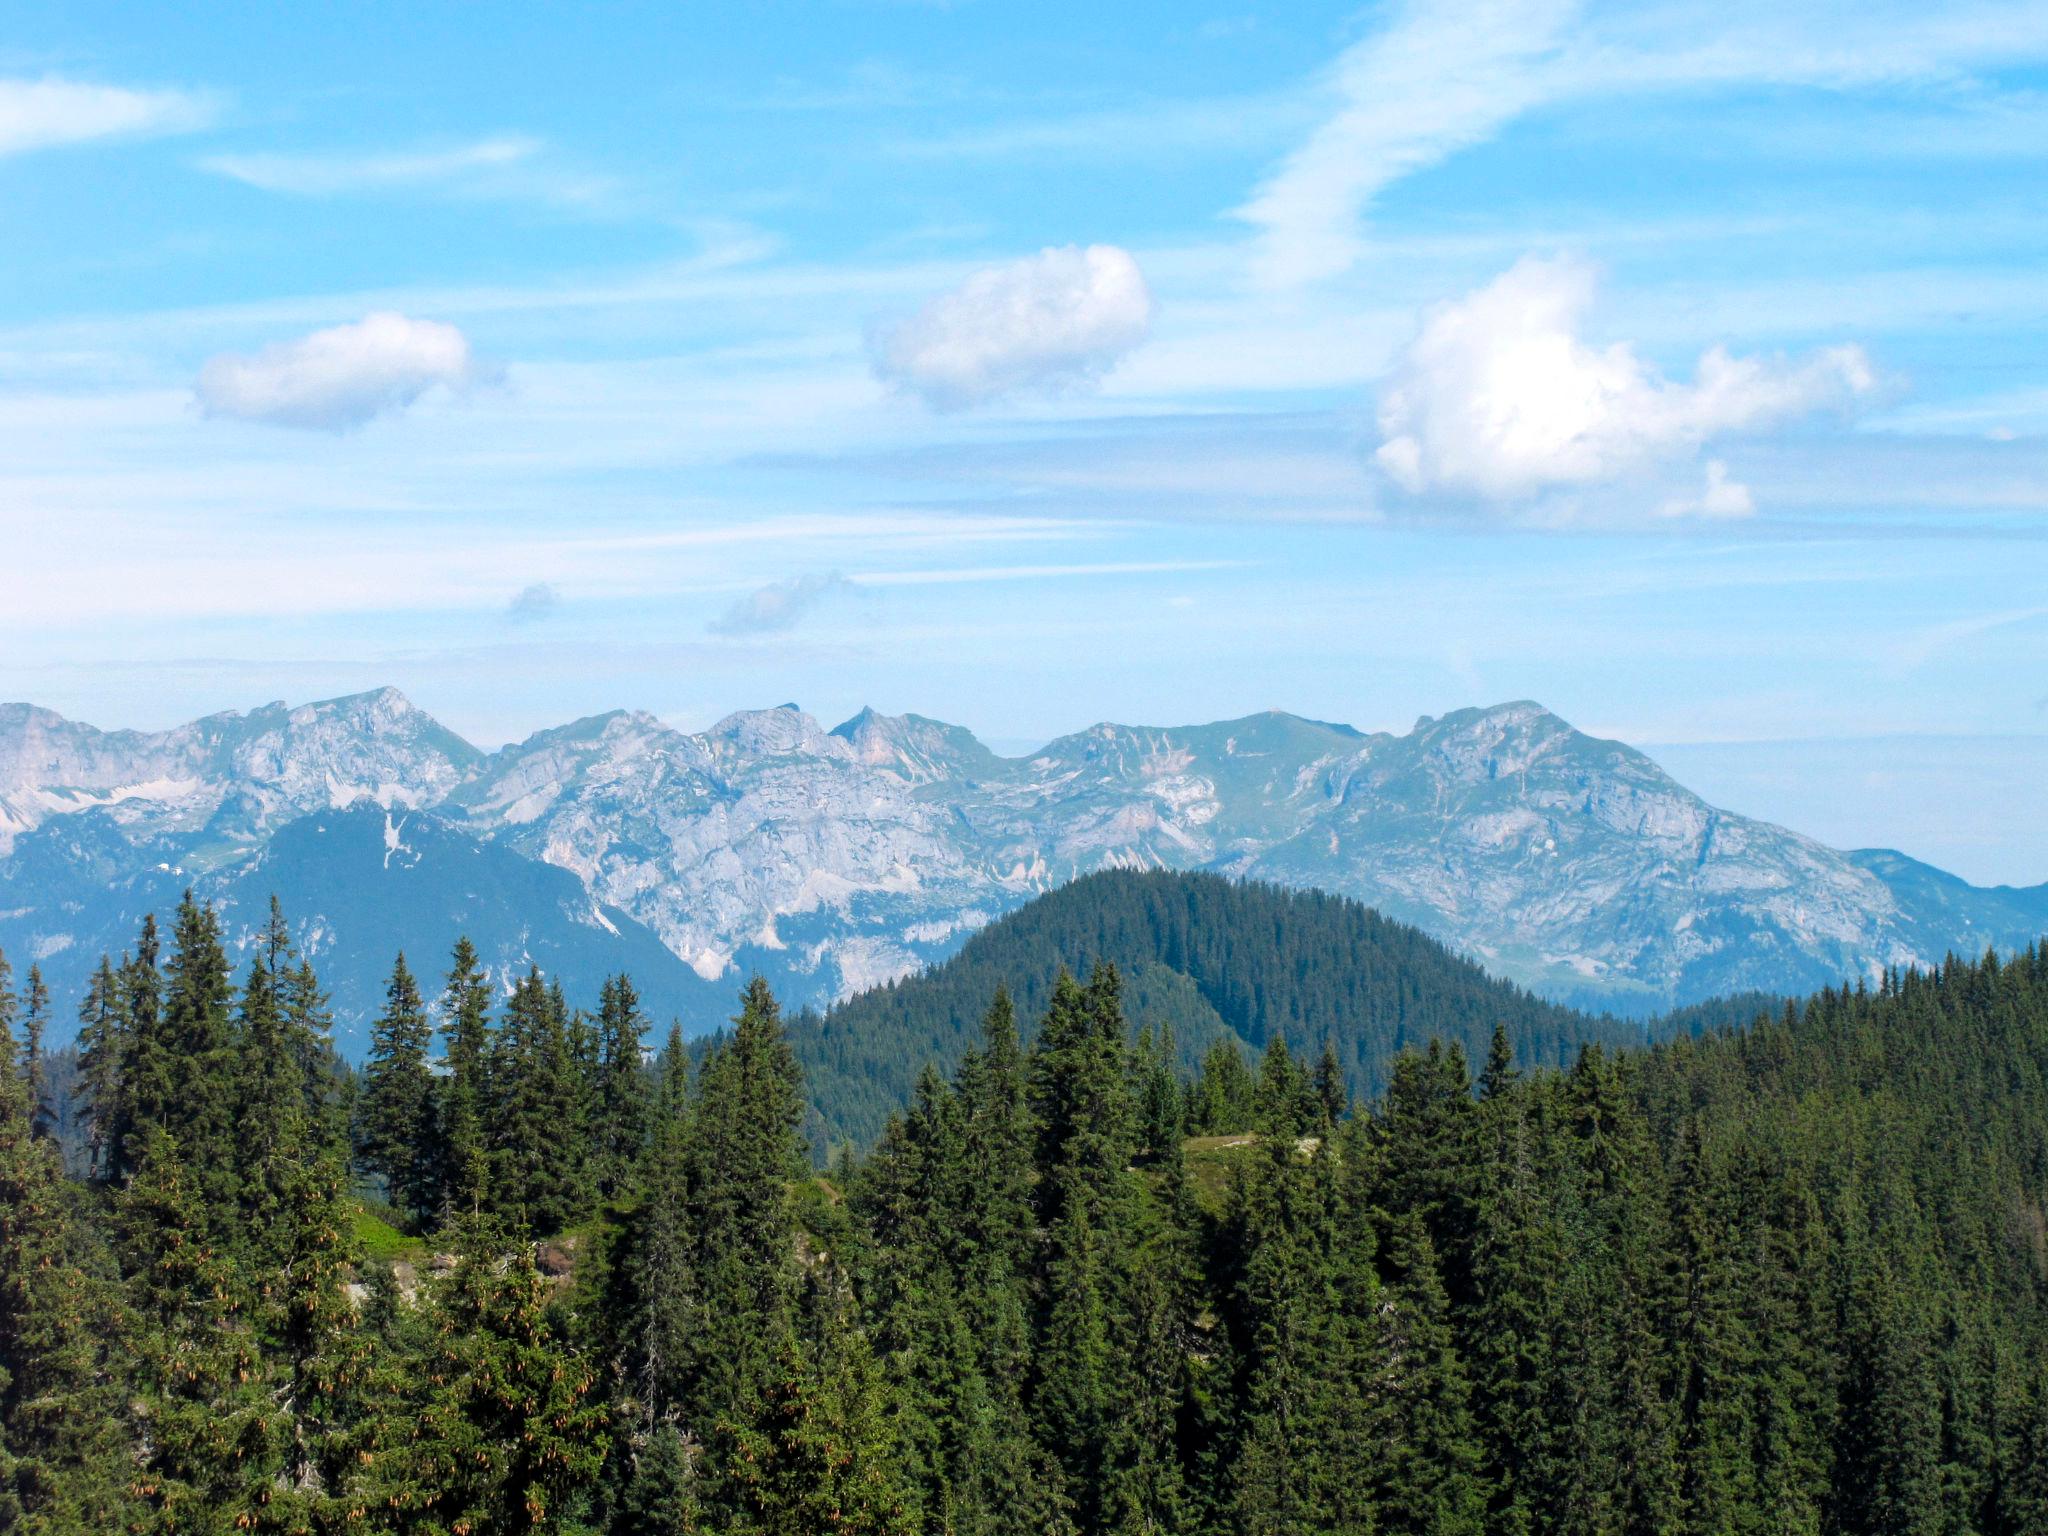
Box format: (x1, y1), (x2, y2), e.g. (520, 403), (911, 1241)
(4, 2), (2048, 1534)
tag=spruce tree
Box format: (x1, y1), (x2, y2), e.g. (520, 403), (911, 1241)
(490, 967), (589, 1235)
(0, 998), (139, 1532)
(1029, 965), (1139, 1526)
(436, 936), (494, 1221)
(74, 954), (128, 1183)
(388, 1220), (608, 1534)
(18, 964), (51, 1144)
(152, 893), (239, 1228)
(358, 951), (438, 1227)
(594, 974), (651, 1199)
(684, 977), (806, 1440)
(724, 1268), (914, 1536)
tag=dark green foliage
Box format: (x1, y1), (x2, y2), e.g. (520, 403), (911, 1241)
(681, 976), (806, 1433)
(593, 974), (651, 1199)
(794, 869), (1670, 1149)
(435, 934), (493, 1221)
(10, 893), (2048, 1536)
(0, 975), (139, 1532)
(356, 951), (438, 1226)
(489, 965), (592, 1235)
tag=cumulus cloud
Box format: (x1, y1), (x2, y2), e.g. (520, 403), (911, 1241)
(870, 244), (1153, 410)
(1374, 257), (1877, 510)
(196, 312), (487, 431)
(507, 582), (560, 622)
(0, 76), (214, 157)
(709, 572), (854, 636)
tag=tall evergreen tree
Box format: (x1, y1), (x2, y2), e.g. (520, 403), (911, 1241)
(0, 996), (138, 1532)
(358, 951), (438, 1227)
(74, 954), (128, 1183)
(491, 966), (589, 1235)
(594, 974), (651, 1200)
(682, 976), (807, 1450)
(150, 894), (239, 1226)
(17, 964), (51, 1144)
(436, 936), (494, 1220)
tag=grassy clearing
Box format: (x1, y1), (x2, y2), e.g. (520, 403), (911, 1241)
(352, 1205), (427, 1263)
(1182, 1133), (1264, 1213)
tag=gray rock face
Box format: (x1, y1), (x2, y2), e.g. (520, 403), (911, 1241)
(0, 688), (478, 862)
(3, 688), (2044, 1025)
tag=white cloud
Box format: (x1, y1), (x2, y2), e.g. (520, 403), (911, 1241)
(1658, 460), (1756, 520)
(196, 312), (487, 431)
(1374, 257), (1877, 508)
(1237, 0), (1579, 287)
(199, 135), (620, 210)
(0, 77), (213, 157)
(709, 572), (854, 636)
(870, 245), (1153, 410)
(1238, 0), (2048, 290)
(202, 136), (537, 194)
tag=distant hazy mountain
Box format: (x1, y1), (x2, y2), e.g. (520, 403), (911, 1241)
(2, 687), (2043, 1049)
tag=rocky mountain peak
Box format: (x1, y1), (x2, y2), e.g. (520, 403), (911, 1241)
(6, 687), (2044, 1020)
(830, 707), (999, 784)
(703, 704), (846, 761)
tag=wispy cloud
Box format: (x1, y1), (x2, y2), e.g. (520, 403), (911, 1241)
(892, 91), (1309, 162)
(709, 572), (854, 636)
(200, 134), (621, 210)
(1239, 0), (2048, 288)
(197, 312), (490, 431)
(1894, 605), (2048, 669)
(0, 76), (215, 157)
(1239, 0), (1579, 287)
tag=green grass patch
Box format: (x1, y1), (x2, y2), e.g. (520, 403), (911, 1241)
(352, 1205), (426, 1263)
(1182, 1133), (1264, 1214)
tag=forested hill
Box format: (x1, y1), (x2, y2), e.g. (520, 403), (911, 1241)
(8, 887), (2048, 1531)
(791, 868), (1663, 1151)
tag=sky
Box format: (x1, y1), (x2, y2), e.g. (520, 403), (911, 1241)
(1, 1), (2045, 883)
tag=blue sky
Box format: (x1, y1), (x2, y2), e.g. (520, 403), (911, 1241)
(2, 1), (2046, 881)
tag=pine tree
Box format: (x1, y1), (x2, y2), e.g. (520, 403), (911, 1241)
(683, 978), (806, 1438)
(1029, 965), (1140, 1526)
(18, 964), (52, 1144)
(108, 916), (166, 1186)
(491, 967), (588, 1235)
(151, 893), (240, 1229)
(594, 974), (651, 1199)
(626, 1024), (694, 1426)
(264, 1152), (376, 1533)
(119, 1127), (287, 1534)
(1225, 1131), (1355, 1536)
(385, 1220), (608, 1534)
(0, 993), (140, 1532)
(1367, 1213), (1488, 1536)
(436, 936), (494, 1221)
(358, 951), (438, 1227)
(723, 1266), (914, 1536)
(75, 954), (128, 1183)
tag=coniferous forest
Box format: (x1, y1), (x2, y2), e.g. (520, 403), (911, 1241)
(5, 889), (2048, 1535)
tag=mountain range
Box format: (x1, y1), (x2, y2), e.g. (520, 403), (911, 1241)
(2, 686), (2043, 1053)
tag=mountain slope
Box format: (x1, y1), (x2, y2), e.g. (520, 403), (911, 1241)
(0, 802), (731, 1054)
(789, 868), (1655, 1150)
(2, 687), (2042, 1037)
